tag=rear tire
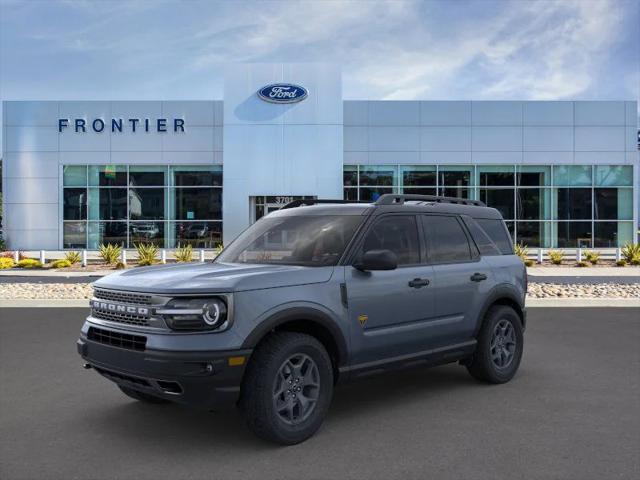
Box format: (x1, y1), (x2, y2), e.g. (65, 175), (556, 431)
(118, 385), (169, 404)
(466, 305), (523, 384)
(239, 332), (334, 445)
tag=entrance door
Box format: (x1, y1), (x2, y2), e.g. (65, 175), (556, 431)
(250, 196), (316, 223)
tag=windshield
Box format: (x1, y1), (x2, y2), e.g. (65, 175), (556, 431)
(216, 215), (364, 266)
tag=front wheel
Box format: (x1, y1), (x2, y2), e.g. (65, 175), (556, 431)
(466, 305), (524, 384)
(239, 332), (334, 445)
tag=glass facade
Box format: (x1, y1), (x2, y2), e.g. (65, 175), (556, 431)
(62, 165), (222, 248)
(343, 164), (634, 248)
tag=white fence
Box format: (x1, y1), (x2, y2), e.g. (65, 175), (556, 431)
(524, 248), (622, 263)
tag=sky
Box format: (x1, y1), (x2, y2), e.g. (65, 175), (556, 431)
(0, 0), (638, 150)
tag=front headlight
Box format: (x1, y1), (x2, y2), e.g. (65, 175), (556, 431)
(156, 297), (229, 331)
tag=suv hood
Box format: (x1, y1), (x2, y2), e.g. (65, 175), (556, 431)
(93, 262), (335, 294)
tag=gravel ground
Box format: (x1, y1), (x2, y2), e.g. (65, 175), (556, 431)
(1, 281), (639, 300)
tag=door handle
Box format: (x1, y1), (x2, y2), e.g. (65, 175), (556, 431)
(408, 278), (430, 288)
(470, 272), (487, 282)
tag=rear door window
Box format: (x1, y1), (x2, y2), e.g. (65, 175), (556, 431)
(422, 215), (472, 263)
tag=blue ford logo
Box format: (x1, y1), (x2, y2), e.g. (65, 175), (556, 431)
(258, 83), (308, 104)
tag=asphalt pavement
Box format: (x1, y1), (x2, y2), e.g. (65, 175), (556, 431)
(0, 307), (638, 480)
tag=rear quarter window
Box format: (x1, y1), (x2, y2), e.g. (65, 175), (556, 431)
(475, 218), (513, 255)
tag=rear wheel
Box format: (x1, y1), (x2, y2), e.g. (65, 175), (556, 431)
(466, 305), (523, 384)
(239, 332), (334, 445)
(118, 385), (169, 404)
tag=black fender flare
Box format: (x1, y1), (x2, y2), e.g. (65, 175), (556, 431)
(241, 306), (349, 367)
(474, 283), (525, 336)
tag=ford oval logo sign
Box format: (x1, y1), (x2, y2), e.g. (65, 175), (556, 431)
(258, 84), (308, 104)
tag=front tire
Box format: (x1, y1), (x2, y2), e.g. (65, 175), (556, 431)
(466, 305), (523, 384)
(239, 332), (334, 445)
(118, 385), (169, 404)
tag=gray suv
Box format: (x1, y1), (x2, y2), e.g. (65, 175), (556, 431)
(78, 194), (526, 444)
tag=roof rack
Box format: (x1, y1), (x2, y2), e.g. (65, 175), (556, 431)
(375, 194), (486, 207)
(280, 199), (364, 209)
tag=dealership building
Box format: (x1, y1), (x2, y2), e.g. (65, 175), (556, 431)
(2, 63), (638, 250)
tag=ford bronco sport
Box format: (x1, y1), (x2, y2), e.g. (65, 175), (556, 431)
(78, 194), (526, 444)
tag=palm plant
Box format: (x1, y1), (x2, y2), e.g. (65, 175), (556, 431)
(136, 243), (159, 266)
(99, 243), (122, 265)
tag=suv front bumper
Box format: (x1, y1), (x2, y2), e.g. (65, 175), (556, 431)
(77, 332), (252, 410)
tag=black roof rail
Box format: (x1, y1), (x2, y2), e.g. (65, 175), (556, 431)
(375, 194), (486, 207)
(280, 199), (365, 209)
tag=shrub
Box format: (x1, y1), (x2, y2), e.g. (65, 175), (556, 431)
(17, 258), (43, 269)
(51, 259), (72, 269)
(548, 250), (564, 265)
(136, 243), (159, 266)
(621, 242), (640, 264)
(115, 261), (126, 270)
(524, 259), (534, 267)
(213, 244), (224, 258)
(615, 259), (627, 267)
(99, 243), (122, 265)
(174, 244), (193, 263)
(584, 251), (600, 265)
(1, 251), (26, 260)
(65, 251), (82, 265)
(0, 257), (15, 269)
(576, 260), (590, 268)
(514, 243), (529, 263)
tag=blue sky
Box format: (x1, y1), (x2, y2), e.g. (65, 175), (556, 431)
(0, 0), (638, 150)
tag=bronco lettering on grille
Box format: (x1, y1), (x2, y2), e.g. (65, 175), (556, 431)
(90, 300), (149, 316)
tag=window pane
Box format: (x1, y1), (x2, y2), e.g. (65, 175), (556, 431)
(343, 165), (358, 186)
(556, 222), (592, 248)
(401, 166), (436, 187)
(556, 188), (591, 220)
(439, 187), (470, 199)
(476, 218), (513, 254)
(129, 188), (165, 220)
(438, 165), (472, 187)
(516, 188), (551, 220)
(63, 166), (86, 186)
(344, 188), (358, 201)
(169, 222), (222, 248)
(88, 165), (127, 186)
(63, 188), (87, 220)
(594, 222), (634, 248)
(594, 165), (632, 186)
(403, 187), (437, 196)
(423, 215), (471, 263)
(359, 166), (396, 186)
(359, 187), (393, 202)
(89, 188), (127, 220)
(517, 222), (552, 248)
(462, 218), (501, 256)
(130, 222), (165, 247)
(595, 188), (633, 220)
(171, 166), (222, 186)
(129, 166), (165, 186)
(63, 222), (86, 248)
(479, 189), (514, 219)
(478, 166), (514, 186)
(88, 222), (127, 248)
(553, 165), (591, 186)
(517, 165), (550, 186)
(173, 188), (222, 220)
(361, 216), (420, 265)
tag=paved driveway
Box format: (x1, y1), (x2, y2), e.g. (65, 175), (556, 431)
(1, 307), (638, 480)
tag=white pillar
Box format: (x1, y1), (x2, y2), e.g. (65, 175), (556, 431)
(615, 248), (622, 261)
(121, 249), (127, 266)
(161, 249), (167, 264)
(576, 248), (582, 262)
(199, 249), (205, 263)
(13, 250), (19, 263)
(537, 249), (544, 264)
(82, 250), (88, 267)
(39, 250), (46, 264)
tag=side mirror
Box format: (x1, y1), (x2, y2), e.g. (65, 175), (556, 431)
(354, 249), (398, 271)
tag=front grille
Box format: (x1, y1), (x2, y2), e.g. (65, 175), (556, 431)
(93, 288), (152, 305)
(92, 309), (150, 327)
(88, 326), (147, 351)
(93, 366), (151, 387)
